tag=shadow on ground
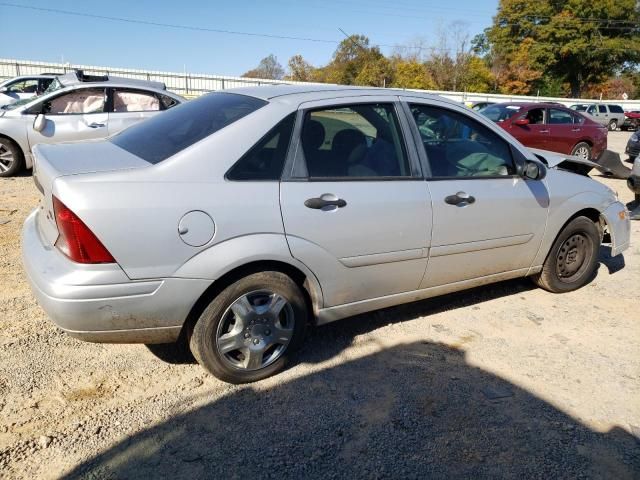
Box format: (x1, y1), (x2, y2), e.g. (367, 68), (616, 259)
(68, 340), (639, 479)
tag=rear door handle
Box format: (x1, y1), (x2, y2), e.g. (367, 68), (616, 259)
(445, 191), (475, 206)
(539, 129), (550, 133)
(572, 128), (581, 132)
(87, 122), (105, 128)
(304, 196), (347, 210)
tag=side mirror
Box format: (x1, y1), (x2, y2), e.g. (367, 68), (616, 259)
(514, 118), (530, 126)
(523, 160), (546, 180)
(33, 114), (46, 132)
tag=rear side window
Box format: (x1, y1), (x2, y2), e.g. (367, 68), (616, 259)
(609, 105), (624, 113)
(112, 89), (160, 112)
(226, 113), (295, 180)
(548, 108), (574, 124)
(110, 92), (267, 164)
(598, 105), (607, 113)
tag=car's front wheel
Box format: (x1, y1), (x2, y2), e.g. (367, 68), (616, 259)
(0, 137), (24, 177)
(532, 216), (600, 293)
(190, 271), (307, 383)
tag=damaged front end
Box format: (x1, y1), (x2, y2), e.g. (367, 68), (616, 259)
(528, 148), (631, 179)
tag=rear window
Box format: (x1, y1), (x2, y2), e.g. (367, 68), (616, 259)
(479, 104), (521, 122)
(608, 105), (624, 113)
(110, 92), (267, 164)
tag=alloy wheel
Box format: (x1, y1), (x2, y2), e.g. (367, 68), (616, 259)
(0, 144), (14, 173)
(215, 290), (295, 371)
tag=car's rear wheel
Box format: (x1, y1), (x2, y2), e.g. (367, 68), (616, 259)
(190, 271), (307, 383)
(608, 120), (618, 131)
(570, 142), (591, 160)
(0, 138), (24, 177)
(532, 216), (600, 293)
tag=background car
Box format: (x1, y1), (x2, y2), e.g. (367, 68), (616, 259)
(22, 86), (629, 383)
(570, 103), (626, 131)
(468, 101), (496, 111)
(621, 111), (640, 131)
(480, 102), (608, 160)
(0, 74), (58, 107)
(0, 70), (184, 176)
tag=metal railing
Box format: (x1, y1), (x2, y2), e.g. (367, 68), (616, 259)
(2, 58), (638, 109)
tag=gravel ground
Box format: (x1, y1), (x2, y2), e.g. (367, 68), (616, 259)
(0, 132), (639, 479)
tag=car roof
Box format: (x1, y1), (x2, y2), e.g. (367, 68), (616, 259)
(489, 102), (569, 108)
(57, 71), (166, 90)
(222, 84), (451, 104)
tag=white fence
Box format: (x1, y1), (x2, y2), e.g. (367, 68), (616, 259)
(2, 58), (639, 109)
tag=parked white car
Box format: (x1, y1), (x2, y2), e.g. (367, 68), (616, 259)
(0, 70), (184, 176)
(0, 74), (59, 108)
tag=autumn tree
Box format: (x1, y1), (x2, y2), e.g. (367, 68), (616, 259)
(315, 35), (389, 86)
(285, 55), (315, 82)
(485, 0), (640, 96)
(390, 58), (436, 90)
(242, 54), (285, 80)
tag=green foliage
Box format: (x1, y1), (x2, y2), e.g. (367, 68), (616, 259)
(486, 0), (640, 96)
(391, 59), (436, 89)
(285, 55), (315, 82)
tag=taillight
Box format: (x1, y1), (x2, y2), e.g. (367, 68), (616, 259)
(52, 196), (115, 264)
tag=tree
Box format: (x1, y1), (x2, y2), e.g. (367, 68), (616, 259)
(285, 55), (315, 82)
(391, 58), (437, 90)
(486, 0), (640, 96)
(319, 35), (387, 85)
(242, 54), (284, 80)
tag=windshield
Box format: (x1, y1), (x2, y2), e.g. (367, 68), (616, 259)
(479, 104), (522, 122)
(572, 105), (588, 112)
(110, 92), (267, 164)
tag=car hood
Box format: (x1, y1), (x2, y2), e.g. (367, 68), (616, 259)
(528, 148), (609, 175)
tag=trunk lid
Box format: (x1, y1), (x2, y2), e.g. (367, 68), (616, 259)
(32, 141), (150, 246)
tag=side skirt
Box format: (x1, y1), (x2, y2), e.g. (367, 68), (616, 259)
(315, 267), (540, 325)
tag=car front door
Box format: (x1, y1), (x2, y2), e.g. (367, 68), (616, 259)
(508, 107), (550, 150)
(107, 88), (164, 136)
(280, 98), (432, 308)
(402, 98), (549, 288)
(26, 87), (109, 148)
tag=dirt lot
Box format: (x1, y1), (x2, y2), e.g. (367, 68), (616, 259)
(0, 132), (639, 479)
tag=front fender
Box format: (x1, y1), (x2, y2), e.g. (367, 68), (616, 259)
(601, 201), (631, 257)
(172, 233), (324, 313)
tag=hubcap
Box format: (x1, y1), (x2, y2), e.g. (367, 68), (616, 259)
(0, 144), (14, 173)
(215, 290), (295, 371)
(555, 233), (592, 282)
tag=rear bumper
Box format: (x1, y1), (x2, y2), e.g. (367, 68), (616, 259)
(601, 201), (631, 257)
(21, 210), (211, 343)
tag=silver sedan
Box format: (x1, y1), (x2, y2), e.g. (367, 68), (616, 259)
(0, 70), (184, 176)
(22, 86), (631, 383)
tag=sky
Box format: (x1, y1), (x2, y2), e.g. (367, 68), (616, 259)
(0, 0), (499, 76)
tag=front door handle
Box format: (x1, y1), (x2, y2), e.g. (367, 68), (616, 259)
(87, 122), (105, 128)
(304, 196), (347, 210)
(539, 129), (550, 133)
(572, 128), (581, 132)
(445, 191), (476, 206)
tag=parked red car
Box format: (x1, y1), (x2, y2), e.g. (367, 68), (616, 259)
(480, 102), (608, 160)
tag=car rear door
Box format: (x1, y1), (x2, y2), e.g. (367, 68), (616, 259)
(107, 88), (164, 136)
(401, 97), (549, 287)
(280, 97), (432, 308)
(547, 107), (578, 154)
(26, 87), (109, 148)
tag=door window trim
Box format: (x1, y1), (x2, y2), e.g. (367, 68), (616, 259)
(282, 100), (423, 182)
(404, 101), (525, 181)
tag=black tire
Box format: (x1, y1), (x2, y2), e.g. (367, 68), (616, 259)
(0, 137), (24, 177)
(190, 271), (307, 383)
(532, 216), (600, 293)
(608, 120), (618, 131)
(570, 142), (591, 160)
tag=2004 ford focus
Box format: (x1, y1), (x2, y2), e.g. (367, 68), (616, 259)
(22, 86), (630, 383)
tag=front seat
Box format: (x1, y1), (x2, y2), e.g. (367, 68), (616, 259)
(330, 129), (366, 176)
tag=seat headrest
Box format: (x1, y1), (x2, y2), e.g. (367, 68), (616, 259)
(302, 120), (326, 151)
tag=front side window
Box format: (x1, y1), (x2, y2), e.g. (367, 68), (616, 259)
(110, 92), (267, 164)
(587, 105), (597, 114)
(45, 88), (105, 114)
(226, 113), (295, 180)
(549, 108), (574, 125)
(300, 103), (410, 178)
(523, 108), (545, 124)
(112, 89), (160, 112)
(410, 104), (516, 178)
(5, 79), (38, 94)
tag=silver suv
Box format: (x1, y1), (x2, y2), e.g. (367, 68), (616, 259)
(570, 103), (626, 131)
(0, 74), (58, 107)
(0, 70), (184, 176)
(22, 86), (630, 383)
